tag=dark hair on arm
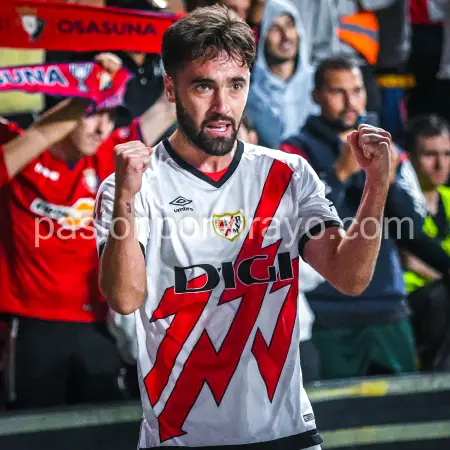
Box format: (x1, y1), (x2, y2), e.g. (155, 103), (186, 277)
(314, 55), (360, 90)
(161, 4), (256, 78)
(404, 114), (450, 155)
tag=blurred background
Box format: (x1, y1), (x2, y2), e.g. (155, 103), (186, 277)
(1, 0), (450, 449)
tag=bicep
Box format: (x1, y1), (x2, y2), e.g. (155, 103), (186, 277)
(302, 226), (344, 277)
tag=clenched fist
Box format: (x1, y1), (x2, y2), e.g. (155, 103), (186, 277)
(347, 124), (392, 186)
(114, 141), (152, 198)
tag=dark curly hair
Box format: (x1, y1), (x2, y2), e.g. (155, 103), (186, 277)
(162, 4), (256, 78)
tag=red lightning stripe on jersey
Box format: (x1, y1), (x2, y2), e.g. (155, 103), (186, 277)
(146, 160), (295, 443)
(145, 275), (212, 407)
(252, 257), (299, 401)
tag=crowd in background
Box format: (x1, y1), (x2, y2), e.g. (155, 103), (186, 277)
(1, 0), (450, 412)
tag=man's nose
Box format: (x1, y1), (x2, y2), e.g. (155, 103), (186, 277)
(436, 154), (445, 170)
(211, 89), (231, 116)
(97, 113), (113, 137)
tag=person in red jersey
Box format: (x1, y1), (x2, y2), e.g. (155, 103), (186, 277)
(0, 53), (134, 410)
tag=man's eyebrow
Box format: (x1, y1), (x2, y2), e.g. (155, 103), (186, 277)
(230, 76), (247, 83)
(190, 76), (248, 85)
(191, 77), (214, 84)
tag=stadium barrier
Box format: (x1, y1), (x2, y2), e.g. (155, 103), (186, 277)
(1, 373), (450, 450)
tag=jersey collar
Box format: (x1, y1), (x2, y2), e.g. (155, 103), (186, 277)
(163, 139), (244, 188)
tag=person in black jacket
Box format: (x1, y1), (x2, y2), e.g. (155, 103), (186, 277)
(281, 55), (450, 380)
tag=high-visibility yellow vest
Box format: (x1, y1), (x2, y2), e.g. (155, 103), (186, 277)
(338, 11), (380, 65)
(404, 185), (450, 293)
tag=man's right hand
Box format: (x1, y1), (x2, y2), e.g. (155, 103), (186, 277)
(335, 139), (361, 182)
(95, 52), (122, 77)
(114, 141), (152, 198)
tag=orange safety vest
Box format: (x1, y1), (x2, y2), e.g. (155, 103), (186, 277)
(338, 11), (380, 65)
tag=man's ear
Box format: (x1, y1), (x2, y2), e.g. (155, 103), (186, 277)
(164, 74), (176, 103)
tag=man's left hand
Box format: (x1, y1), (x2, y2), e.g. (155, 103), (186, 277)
(347, 124), (392, 186)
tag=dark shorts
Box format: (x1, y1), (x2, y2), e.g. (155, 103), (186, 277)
(312, 317), (417, 380)
(2, 316), (123, 409)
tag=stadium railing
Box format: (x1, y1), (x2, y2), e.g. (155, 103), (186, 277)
(1, 372), (450, 450)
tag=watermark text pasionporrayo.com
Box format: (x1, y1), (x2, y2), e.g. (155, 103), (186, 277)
(34, 215), (416, 248)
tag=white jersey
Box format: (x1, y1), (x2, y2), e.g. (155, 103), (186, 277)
(94, 140), (341, 450)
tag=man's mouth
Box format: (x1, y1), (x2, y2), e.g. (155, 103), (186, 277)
(205, 121), (232, 136)
(280, 40), (294, 51)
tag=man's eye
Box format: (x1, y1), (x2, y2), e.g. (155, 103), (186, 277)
(197, 84), (210, 91)
(232, 83), (244, 91)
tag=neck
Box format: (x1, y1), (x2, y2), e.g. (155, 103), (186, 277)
(422, 186), (440, 215)
(168, 129), (236, 172)
(268, 59), (296, 82)
(50, 139), (81, 162)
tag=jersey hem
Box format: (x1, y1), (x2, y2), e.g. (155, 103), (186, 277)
(139, 429), (323, 450)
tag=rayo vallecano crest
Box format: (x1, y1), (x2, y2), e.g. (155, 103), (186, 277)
(82, 168), (99, 194)
(212, 211), (246, 242)
(17, 6), (45, 42)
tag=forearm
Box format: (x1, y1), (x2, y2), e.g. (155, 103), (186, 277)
(331, 181), (388, 294)
(140, 97), (176, 147)
(3, 97), (90, 178)
(399, 232), (450, 275)
(100, 195), (147, 315)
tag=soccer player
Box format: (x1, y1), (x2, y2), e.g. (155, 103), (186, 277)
(94, 6), (392, 450)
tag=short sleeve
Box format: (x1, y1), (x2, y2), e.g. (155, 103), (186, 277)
(295, 159), (343, 258)
(93, 174), (150, 257)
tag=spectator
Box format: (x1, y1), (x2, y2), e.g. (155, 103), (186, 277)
(281, 56), (450, 380)
(246, 0), (318, 149)
(403, 114), (450, 292)
(0, 54), (127, 409)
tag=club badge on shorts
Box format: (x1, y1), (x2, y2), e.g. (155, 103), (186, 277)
(212, 211), (246, 242)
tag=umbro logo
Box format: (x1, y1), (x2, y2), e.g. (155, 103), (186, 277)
(170, 196), (192, 207)
(170, 196), (194, 212)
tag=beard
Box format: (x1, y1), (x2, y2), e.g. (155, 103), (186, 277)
(175, 96), (240, 156)
(323, 109), (361, 133)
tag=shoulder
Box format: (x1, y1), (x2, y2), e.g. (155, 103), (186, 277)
(243, 142), (314, 179)
(279, 129), (313, 160)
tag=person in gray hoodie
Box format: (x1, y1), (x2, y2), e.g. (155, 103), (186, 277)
(246, 0), (319, 149)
